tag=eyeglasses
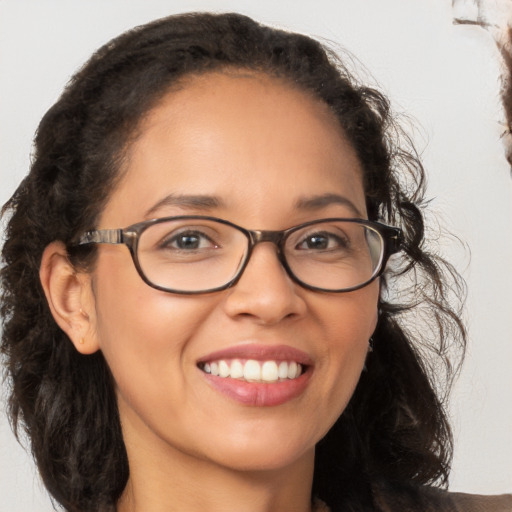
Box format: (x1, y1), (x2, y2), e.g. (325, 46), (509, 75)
(76, 216), (402, 294)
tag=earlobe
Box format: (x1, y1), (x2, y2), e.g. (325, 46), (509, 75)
(39, 241), (99, 355)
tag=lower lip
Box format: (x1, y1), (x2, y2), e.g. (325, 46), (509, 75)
(202, 370), (312, 407)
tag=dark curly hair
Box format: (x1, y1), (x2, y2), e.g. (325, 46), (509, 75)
(1, 12), (466, 512)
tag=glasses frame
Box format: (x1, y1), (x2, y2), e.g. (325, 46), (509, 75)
(76, 216), (402, 294)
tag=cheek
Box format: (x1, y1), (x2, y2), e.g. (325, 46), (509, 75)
(318, 281), (379, 351)
(314, 282), (379, 418)
(90, 249), (216, 395)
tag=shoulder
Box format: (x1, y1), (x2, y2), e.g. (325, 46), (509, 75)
(373, 483), (512, 512)
(442, 490), (512, 512)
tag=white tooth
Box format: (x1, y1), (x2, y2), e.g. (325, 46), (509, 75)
(203, 362), (211, 374)
(210, 362), (219, 376)
(219, 360), (230, 378)
(295, 363), (303, 378)
(287, 361), (297, 379)
(230, 360), (244, 379)
(243, 360), (261, 381)
(278, 361), (289, 379)
(261, 361), (279, 382)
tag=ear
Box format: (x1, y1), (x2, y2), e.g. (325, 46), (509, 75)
(39, 241), (99, 354)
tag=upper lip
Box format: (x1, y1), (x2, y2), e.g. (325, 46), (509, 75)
(197, 344), (313, 365)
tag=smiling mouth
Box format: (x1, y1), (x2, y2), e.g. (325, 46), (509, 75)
(198, 359), (305, 383)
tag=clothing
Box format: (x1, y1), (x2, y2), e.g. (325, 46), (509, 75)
(312, 498), (331, 512)
(444, 492), (512, 512)
(313, 486), (512, 511)
(374, 486), (512, 512)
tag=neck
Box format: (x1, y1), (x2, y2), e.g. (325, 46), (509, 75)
(118, 458), (314, 512)
(117, 448), (315, 512)
(116, 405), (315, 512)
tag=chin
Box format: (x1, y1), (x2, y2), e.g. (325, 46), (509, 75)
(208, 443), (315, 474)
(191, 419), (321, 474)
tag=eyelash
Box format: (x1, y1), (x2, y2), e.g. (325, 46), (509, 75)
(294, 231), (349, 251)
(160, 230), (218, 250)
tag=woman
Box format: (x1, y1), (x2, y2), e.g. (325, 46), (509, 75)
(1, 12), (510, 512)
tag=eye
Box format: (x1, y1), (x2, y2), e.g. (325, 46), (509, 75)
(160, 230), (218, 251)
(295, 231), (349, 251)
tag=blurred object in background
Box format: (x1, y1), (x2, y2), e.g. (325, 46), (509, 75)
(453, 0), (512, 171)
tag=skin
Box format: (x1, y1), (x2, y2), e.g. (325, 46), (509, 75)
(41, 71), (379, 512)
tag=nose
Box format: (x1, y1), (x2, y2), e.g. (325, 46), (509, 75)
(222, 243), (307, 325)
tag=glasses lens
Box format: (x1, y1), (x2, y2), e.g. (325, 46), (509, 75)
(137, 219), (248, 292)
(284, 221), (384, 291)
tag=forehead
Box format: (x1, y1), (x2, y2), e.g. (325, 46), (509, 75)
(101, 71), (366, 227)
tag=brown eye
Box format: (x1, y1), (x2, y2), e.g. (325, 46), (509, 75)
(295, 231), (348, 251)
(159, 230), (218, 251)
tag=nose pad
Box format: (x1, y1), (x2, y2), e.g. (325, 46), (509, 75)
(222, 243), (306, 324)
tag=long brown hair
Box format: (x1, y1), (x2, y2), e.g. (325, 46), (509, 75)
(1, 12), (466, 511)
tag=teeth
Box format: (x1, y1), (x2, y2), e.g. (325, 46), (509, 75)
(243, 360), (261, 381)
(230, 360), (244, 379)
(278, 361), (288, 379)
(288, 361), (298, 379)
(201, 359), (303, 382)
(261, 361), (279, 382)
(218, 360), (230, 378)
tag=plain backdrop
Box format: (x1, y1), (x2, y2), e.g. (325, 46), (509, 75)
(0, 1), (511, 510)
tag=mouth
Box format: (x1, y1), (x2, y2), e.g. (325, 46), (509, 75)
(197, 344), (312, 406)
(198, 359), (305, 383)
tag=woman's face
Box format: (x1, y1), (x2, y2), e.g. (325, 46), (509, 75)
(87, 72), (379, 473)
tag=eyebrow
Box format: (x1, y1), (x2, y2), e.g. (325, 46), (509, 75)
(295, 193), (363, 217)
(145, 194), (225, 218)
(145, 192), (363, 218)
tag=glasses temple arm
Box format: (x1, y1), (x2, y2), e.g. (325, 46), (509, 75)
(77, 229), (123, 245)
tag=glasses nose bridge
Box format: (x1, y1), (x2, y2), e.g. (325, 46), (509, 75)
(248, 229), (286, 250)
(242, 229), (290, 283)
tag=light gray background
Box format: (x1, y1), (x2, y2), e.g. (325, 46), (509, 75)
(1, 1), (511, 510)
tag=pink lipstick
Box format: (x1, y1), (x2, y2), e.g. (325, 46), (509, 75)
(197, 344), (313, 406)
